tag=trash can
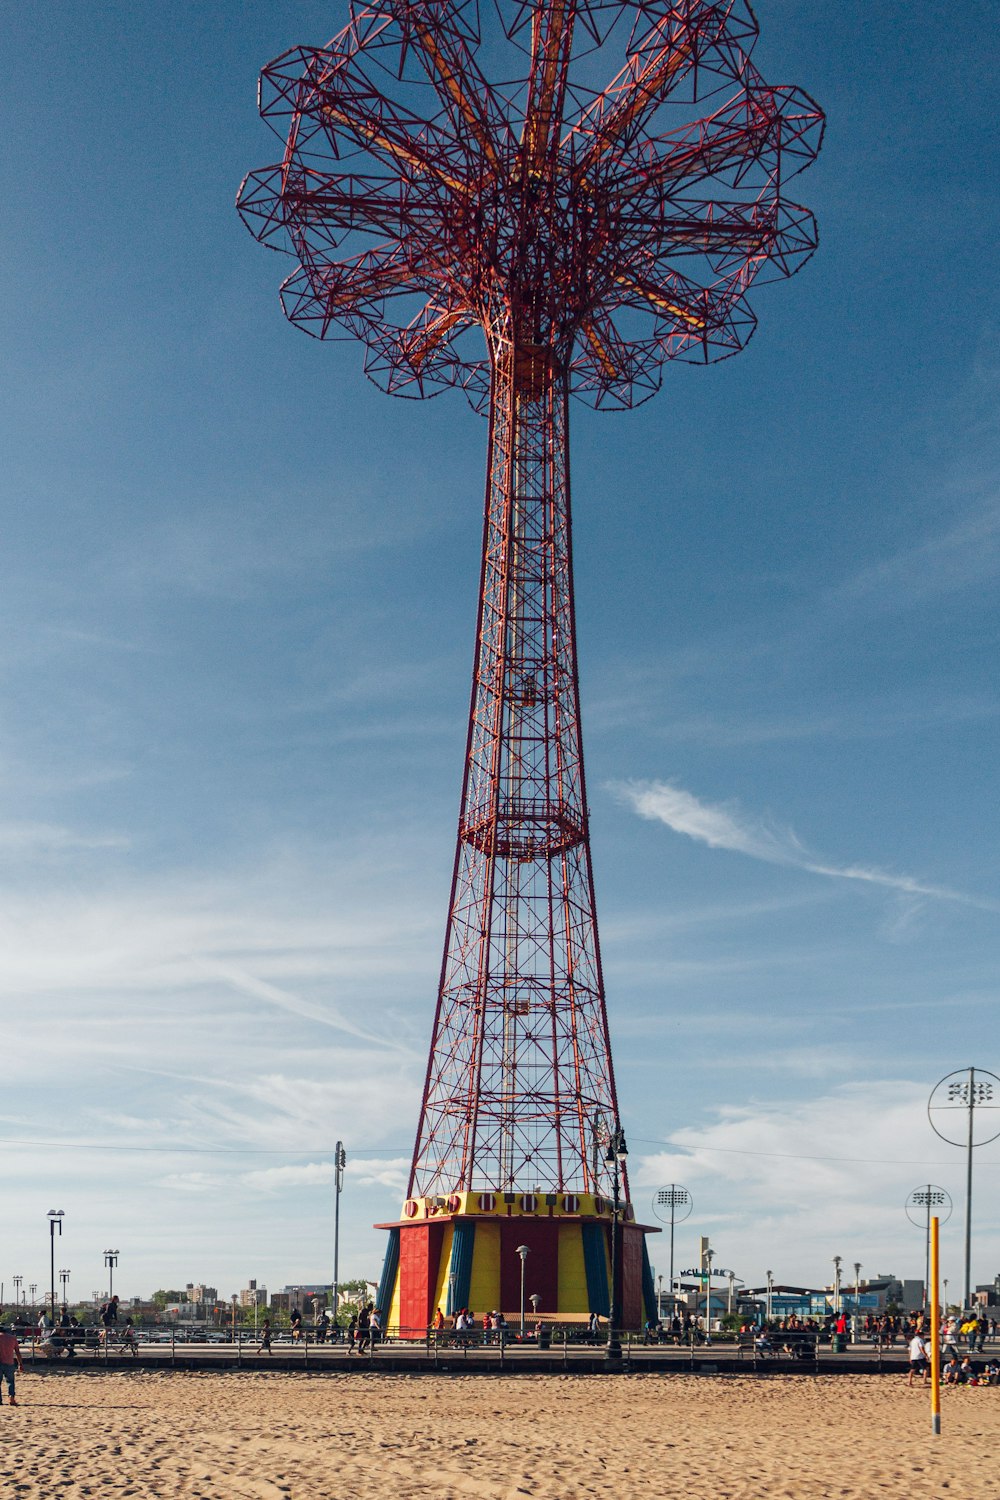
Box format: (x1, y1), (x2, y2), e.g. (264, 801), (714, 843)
(538, 1325), (552, 1350)
(831, 1333), (846, 1353)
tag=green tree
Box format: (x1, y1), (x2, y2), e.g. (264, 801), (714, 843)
(151, 1289), (184, 1309)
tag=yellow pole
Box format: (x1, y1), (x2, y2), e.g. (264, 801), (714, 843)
(930, 1215), (941, 1435)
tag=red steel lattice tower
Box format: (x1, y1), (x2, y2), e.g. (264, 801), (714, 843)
(239, 0), (822, 1323)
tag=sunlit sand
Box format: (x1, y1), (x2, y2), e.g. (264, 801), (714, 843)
(5, 1371), (998, 1497)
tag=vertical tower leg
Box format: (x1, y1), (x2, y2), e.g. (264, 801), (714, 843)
(379, 347), (655, 1325)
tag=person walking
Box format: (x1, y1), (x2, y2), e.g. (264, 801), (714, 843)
(290, 1306), (303, 1343)
(0, 1325), (24, 1407)
(355, 1303), (372, 1355)
(99, 1295), (120, 1346)
(907, 1330), (929, 1387)
(258, 1317), (273, 1356)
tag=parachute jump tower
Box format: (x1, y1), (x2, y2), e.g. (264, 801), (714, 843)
(239, 0), (822, 1331)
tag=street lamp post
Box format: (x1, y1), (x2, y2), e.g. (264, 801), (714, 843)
(333, 1141), (346, 1326)
(516, 1246), (529, 1337)
(852, 1262), (861, 1341)
(833, 1255), (842, 1316)
(766, 1270), (773, 1325)
(59, 1269), (70, 1312)
(604, 1124), (628, 1361)
(47, 1211), (64, 1321)
(657, 1274), (663, 1321)
(703, 1247), (715, 1344)
(104, 1250), (119, 1302)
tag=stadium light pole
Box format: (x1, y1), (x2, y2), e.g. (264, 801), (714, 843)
(928, 1067), (1000, 1311)
(59, 1269), (70, 1312)
(652, 1186), (692, 1300)
(47, 1211), (64, 1321)
(906, 1186), (951, 1311)
(104, 1250), (119, 1302)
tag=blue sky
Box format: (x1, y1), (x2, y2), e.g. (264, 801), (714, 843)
(1, 0), (998, 1307)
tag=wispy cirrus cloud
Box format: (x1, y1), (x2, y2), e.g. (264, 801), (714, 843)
(612, 779), (1000, 913)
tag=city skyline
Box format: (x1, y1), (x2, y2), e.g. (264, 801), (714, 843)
(1, 0), (998, 1296)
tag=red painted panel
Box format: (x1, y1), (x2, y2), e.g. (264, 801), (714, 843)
(621, 1226), (644, 1329)
(398, 1221), (445, 1334)
(499, 1219), (560, 1315)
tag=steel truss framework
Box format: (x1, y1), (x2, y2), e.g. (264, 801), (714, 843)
(239, 0), (823, 1199)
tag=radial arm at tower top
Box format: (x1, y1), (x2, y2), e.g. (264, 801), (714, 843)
(237, 0), (824, 414)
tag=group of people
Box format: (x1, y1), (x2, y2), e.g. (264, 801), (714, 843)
(256, 1302), (383, 1355)
(431, 1307), (510, 1344)
(908, 1313), (998, 1387)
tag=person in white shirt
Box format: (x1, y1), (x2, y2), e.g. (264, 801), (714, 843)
(907, 1331), (929, 1386)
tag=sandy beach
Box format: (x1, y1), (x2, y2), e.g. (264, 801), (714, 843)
(3, 1371), (996, 1498)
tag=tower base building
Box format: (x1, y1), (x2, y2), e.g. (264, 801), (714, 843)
(378, 1192), (657, 1332)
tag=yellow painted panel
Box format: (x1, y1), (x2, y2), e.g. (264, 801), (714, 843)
(387, 1267), (401, 1331)
(467, 1220), (501, 1314)
(557, 1222), (591, 1315)
(431, 1222), (455, 1317)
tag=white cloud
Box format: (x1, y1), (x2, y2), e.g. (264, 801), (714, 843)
(0, 821), (129, 853)
(613, 779), (1000, 913)
(631, 1082), (1000, 1286)
(241, 1156), (409, 1194)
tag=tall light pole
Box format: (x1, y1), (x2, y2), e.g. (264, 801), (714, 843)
(852, 1262), (862, 1342)
(657, 1274), (663, 1321)
(332, 1141), (346, 1325)
(766, 1269), (774, 1325)
(59, 1269), (70, 1312)
(29, 1283), (37, 1306)
(12, 1276), (23, 1308)
(928, 1067), (1000, 1311)
(104, 1250), (119, 1302)
(703, 1247), (715, 1343)
(604, 1124), (628, 1361)
(47, 1211), (64, 1321)
(651, 1185), (692, 1301)
(906, 1186), (952, 1311)
(832, 1255), (842, 1316)
(516, 1245), (529, 1337)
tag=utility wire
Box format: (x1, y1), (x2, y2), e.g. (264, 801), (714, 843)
(1, 1130), (996, 1170)
(630, 1135), (1000, 1169)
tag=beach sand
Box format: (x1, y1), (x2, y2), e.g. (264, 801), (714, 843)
(3, 1371), (995, 1498)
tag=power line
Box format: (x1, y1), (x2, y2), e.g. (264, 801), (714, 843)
(0, 1137), (409, 1158)
(631, 1135), (1000, 1169)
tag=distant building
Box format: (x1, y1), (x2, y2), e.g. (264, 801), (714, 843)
(185, 1284), (218, 1305)
(240, 1282), (267, 1308)
(271, 1284), (332, 1314)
